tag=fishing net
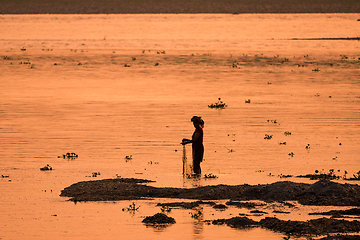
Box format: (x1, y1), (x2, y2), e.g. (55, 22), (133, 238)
(182, 145), (192, 176)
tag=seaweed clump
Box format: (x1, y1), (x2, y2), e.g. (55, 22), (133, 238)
(40, 164), (52, 171)
(297, 169), (340, 180)
(208, 98), (227, 109)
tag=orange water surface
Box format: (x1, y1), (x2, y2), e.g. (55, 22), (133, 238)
(0, 14), (359, 240)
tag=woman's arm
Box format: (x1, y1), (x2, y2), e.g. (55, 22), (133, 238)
(181, 132), (200, 145)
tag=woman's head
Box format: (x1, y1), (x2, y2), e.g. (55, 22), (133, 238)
(191, 116), (204, 128)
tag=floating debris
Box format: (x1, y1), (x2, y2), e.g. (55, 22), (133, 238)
(267, 119), (277, 124)
(264, 134), (273, 140)
(296, 170), (360, 181)
(148, 161), (159, 165)
(40, 164), (52, 171)
(160, 206), (172, 213)
(19, 60), (31, 65)
(122, 202), (140, 212)
(204, 173), (218, 179)
(208, 98), (227, 109)
(59, 152), (78, 159)
(279, 174), (292, 178)
(297, 169), (339, 180)
(190, 210), (203, 219)
(231, 62), (240, 68)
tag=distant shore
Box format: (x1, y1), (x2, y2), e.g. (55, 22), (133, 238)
(0, 0), (359, 14)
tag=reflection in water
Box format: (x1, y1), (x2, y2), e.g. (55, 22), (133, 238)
(192, 207), (204, 237)
(183, 174), (203, 188)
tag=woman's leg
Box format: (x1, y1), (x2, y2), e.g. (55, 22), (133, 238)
(193, 149), (203, 174)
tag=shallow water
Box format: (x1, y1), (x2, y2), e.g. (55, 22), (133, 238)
(0, 14), (359, 240)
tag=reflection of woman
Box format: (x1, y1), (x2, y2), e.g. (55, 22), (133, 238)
(182, 116), (204, 174)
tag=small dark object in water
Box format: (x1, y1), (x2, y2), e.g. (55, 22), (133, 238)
(264, 134), (273, 139)
(208, 98), (227, 109)
(142, 213), (175, 225)
(40, 164), (52, 171)
(60, 152), (78, 159)
(279, 174), (292, 178)
(204, 173), (218, 178)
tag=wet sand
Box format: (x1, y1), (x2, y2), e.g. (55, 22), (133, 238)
(0, 0), (359, 14)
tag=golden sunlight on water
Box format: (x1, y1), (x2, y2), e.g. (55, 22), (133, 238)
(0, 14), (359, 240)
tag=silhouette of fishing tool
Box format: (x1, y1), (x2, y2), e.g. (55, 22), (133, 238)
(182, 145), (192, 176)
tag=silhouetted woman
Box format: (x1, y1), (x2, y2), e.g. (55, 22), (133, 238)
(182, 116), (204, 174)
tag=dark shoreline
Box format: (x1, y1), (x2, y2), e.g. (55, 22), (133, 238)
(60, 178), (360, 206)
(1, 0), (359, 14)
